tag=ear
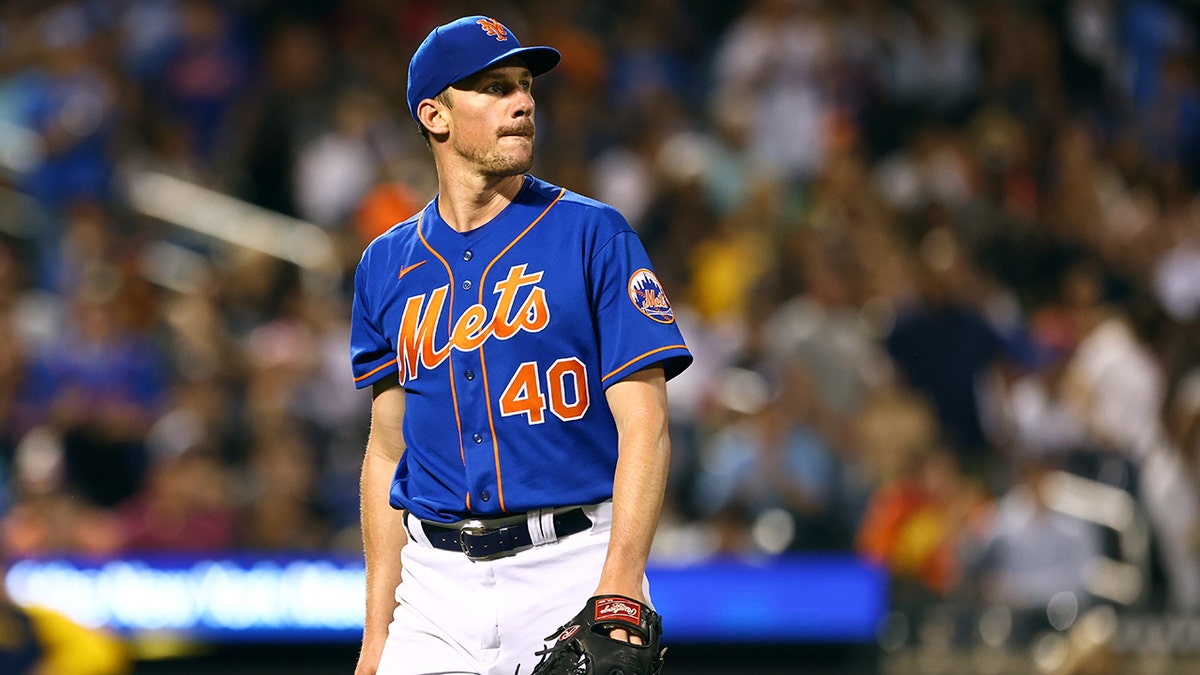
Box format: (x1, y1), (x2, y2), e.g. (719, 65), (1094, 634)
(417, 98), (449, 137)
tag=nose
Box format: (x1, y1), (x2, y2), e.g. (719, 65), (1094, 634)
(513, 89), (534, 118)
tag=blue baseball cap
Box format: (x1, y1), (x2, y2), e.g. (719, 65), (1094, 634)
(406, 16), (561, 123)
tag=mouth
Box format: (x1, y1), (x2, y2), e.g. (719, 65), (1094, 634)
(499, 125), (535, 139)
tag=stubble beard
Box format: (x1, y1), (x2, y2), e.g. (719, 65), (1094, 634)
(454, 127), (536, 179)
(479, 149), (533, 178)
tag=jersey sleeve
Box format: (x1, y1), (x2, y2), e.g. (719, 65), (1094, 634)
(590, 226), (692, 388)
(350, 250), (399, 389)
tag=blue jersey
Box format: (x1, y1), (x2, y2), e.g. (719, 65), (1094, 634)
(350, 176), (692, 523)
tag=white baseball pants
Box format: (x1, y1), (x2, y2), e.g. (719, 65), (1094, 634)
(376, 501), (651, 675)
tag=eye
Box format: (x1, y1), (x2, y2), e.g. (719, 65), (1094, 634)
(485, 82), (504, 94)
(520, 80), (532, 92)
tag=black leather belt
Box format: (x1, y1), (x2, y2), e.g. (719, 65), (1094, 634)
(419, 507), (593, 560)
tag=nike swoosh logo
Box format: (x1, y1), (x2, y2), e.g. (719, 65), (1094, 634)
(397, 260), (428, 280)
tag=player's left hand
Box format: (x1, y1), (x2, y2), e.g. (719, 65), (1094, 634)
(606, 627), (643, 645)
(522, 594), (664, 675)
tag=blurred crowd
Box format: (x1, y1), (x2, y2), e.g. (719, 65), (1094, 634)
(1, 0), (1200, 619)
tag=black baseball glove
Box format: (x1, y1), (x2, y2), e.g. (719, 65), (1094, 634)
(523, 594), (665, 675)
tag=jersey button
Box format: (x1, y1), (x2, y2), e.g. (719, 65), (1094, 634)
(463, 250), (473, 261)
(480, 491), (491, 502)
(472, 433), (482, 444)
(465, 370), (475, 381)
(462, 280), (472, 290)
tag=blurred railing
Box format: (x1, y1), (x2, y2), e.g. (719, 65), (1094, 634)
(878, 468), (1170, 675)
(1042, 470), (1151, 606)
(123, 170), (341, 294)
(879, 602), (1200, 675)
(0, 120), (340, 294)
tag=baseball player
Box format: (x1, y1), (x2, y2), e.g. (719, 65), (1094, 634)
(350, 15), (691, 675)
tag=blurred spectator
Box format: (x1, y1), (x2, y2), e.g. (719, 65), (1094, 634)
(16, 4), (117, 210)
(694, 361), (846, 551)
(353, 177), (426, 247)
(294, 87), (399, 229)
(710, 0), (839, 182)
(884, 229), (1007, 468)
(855, 445), (982, 600)
(969, 457), (1102, 610)
(0, 244), (25, 464)
(118, 403), (234, 552)
(1058, 260), (1165, 456)
(1043, 118), (1125, 255)
(2, 426), (123, 556)
(151, 0), (250, 169)
(977, 1), (1066, 124)
(684, 199), (777, 325)
(0, 554), (131, 675)
(1000, 311), (1088, 461)
(1118, 0), (1195, 111)
(607, 1), (698, 119)
(767, 235), (892, 419)
(1151, 196), (1200, 324)
(16, 269), (167, 508)
(878, 0), (979, 125)
(1136, 391), (1200, 611)
(233, 16), (334, 217)
(159, 281), (243, 386)
(1055, 0), (1119, 115)
(236, 428), (330, 552)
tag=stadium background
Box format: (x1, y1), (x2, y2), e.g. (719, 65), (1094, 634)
(2, 0), (1200, 673)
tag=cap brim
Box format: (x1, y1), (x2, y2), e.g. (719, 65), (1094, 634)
(473, 45), (561, 81)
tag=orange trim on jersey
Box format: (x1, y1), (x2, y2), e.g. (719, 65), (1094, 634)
(601, 345), (689, 383)
(479, 188), (568, 285)
(353, 358), (398, 382)
(417, 217), (468, 468)
(478, 187), (567, 513)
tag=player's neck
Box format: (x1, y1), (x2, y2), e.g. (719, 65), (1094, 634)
(435, 171), (525, 233)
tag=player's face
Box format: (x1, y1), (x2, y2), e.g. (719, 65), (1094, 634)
(444, 60), (536, 178)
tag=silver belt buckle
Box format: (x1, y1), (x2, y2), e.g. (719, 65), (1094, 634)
(458, 519), (488, 558)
